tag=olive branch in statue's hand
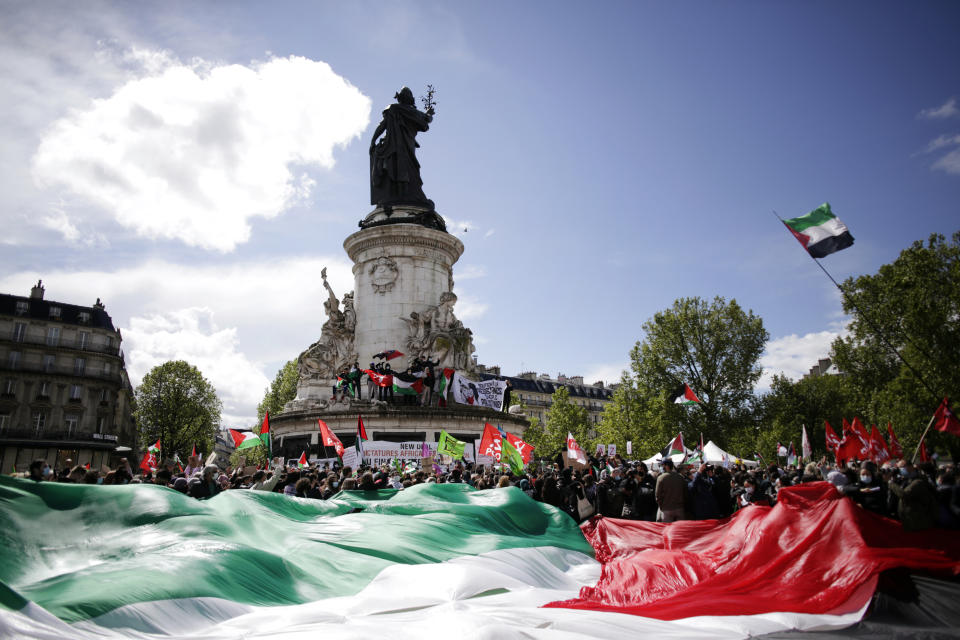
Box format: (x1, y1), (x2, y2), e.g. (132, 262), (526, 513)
(420, 85), (437, 116)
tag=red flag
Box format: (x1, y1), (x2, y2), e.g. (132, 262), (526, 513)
(844, 418), (870, 458)
(260, 412), (270, 435)
(869, 425), (890, 464)
(567, 432), (588, 465)
(357, 415), (368, 441)
(139, 452), (156, 474)
(887, 422), (903, 458)
(851, 417), (870, 445)
(919, 439), (930, 463)
(505, 432), (534, 464)
(297, 452), (308, 468)
(318, 419), (345, 457)
(84, 462), (90, 470)
(824, 420), (841, 452)
(478, 423), (503, 461)
(933, 397), (960, 436)
(364, 369), (393, 387)
(191, 443), (198, 458)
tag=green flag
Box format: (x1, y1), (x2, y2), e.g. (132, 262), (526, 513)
(502, 438), (525, 475)
(437, 430), (466, 459)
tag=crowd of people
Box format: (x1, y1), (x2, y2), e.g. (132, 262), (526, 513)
(18, 452), (960, 532)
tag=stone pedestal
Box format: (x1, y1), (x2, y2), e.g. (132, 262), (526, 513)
(344, 214), (464, 372)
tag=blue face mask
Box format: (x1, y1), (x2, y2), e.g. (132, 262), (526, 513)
(899, 467), (909, 477)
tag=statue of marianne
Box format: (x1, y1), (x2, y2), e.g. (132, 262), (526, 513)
(369, 87), (434, 210)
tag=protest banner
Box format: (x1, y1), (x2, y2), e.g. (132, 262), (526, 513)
(451, 373), (507, 410)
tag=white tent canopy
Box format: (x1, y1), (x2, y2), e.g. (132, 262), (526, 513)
(641, 441), (759, 469)
(703, 440), (760, 468)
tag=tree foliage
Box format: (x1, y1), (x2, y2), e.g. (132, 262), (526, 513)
(523, 386), (591, 460)
(623, 296), (768, 449)
(257, 360), (298, 426)
(831, 231), (960, 458)
(135, 360), (222, 460)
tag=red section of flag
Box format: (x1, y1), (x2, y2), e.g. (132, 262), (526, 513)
(869, 425), (890, 464)
(505, 432), (534, 464)
(784, 222), (813, 249)
(478, 422), (502, 461)
(297, 452), (308, 468)
(567, 432), (587, 464)
(919, 439), (930, 463)
(318, 419), (345, 457)
(887, 423), (903, 458)
(191, 444), (198, 458)
(933, 397), (960, 436)
(357, 415), (368, 441)
(546, 482), (960, 619)
(364, 369), (393, 388)
(824, 420), (841, 452)
(227, 428), (247, 449)
(139, 452), (156, 474)
(261, 412), (270, 435)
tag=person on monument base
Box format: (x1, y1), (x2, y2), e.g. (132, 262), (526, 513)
(369, 87), (434, 208)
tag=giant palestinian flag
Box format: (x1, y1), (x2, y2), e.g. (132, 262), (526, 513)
(782, 203), (854, 258)
(2, 477), (959, 639)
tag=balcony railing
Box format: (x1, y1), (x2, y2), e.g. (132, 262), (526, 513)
(2, 333), (120, 356)
(0, 360), (121, 382)
(0, 426), (119, 443)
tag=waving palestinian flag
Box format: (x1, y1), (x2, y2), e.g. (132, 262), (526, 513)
(228, 428), (263, 450)
(782, 203), (854, 258)
(670, 384), (700, 405)
(2, 478), (958, 638)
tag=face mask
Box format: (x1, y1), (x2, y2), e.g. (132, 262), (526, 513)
(332, 481), (338, 488)
(744, 487), (754, 495)
(899, 468), (909, 477)
(860, 474), (871, 483)
(42, 466), (53, 478)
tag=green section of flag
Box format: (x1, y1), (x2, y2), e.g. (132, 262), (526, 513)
(437, 430), (466, 459)
(782, 203), (836, 233)
(0, 475), (592, 622)
(502, 438), (525, 475)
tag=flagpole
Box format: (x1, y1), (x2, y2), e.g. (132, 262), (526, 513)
(910, 412), (938, 464)
(772, 210), (941, 405)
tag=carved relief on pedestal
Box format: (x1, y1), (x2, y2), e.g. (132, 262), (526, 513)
(369, 256), (398, 294)
(399, 291), (477, 372)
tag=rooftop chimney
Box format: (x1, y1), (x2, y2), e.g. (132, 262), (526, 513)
(30, 280), (44, 300)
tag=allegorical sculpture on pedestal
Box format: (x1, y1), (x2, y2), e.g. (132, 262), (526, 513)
(364, 86), (446, 232)
(400, 291), (476, 371)
(296, 268), (357, 384)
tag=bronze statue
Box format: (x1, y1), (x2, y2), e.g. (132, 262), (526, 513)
(369, 87), (435, 210)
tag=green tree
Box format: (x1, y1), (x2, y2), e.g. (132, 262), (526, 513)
(229, 445), (267, 470)
(135, 360), (222, 461)
(257, 360), (298, 425)
(523, 386), (591, 460)
(752, 373), (859, 462)
(628, 296), (768, 447)
(831, 231), (960, 459)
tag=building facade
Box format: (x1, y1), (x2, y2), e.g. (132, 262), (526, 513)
(503, 371), (614, 426)
(0, 281), (136, 473)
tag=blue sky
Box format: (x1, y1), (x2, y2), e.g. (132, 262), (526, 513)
(2, 1), (958, 427)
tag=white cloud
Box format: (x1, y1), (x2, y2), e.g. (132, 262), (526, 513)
(32, 53), (370, 251)
(582, 362), (630, 386)
(124, 307), (270, 428)
(452, 293), (488, 322)
(454, 264), (487, 280)
(919, 97), (959, 119)
(758, 326), (847, 390)
(923, 133), (960, 152)
(484, 229), (495, 239)
(442, 216), (479, 239)
(932, 147), (960, 175)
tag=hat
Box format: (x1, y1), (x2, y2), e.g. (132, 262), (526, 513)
(826, 470), (848, 487)
(172, 477), (189, 493)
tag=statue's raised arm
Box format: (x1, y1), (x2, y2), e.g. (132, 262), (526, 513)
(369, 87), (434, 210)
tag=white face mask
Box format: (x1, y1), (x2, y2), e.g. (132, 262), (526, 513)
(860, 474), (871, 483)
(744, 486), (754, 495)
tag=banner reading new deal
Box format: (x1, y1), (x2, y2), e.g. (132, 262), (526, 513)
(451, 373), (507, 410)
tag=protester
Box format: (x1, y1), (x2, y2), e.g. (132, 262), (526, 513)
(655, 459), (687, 522)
